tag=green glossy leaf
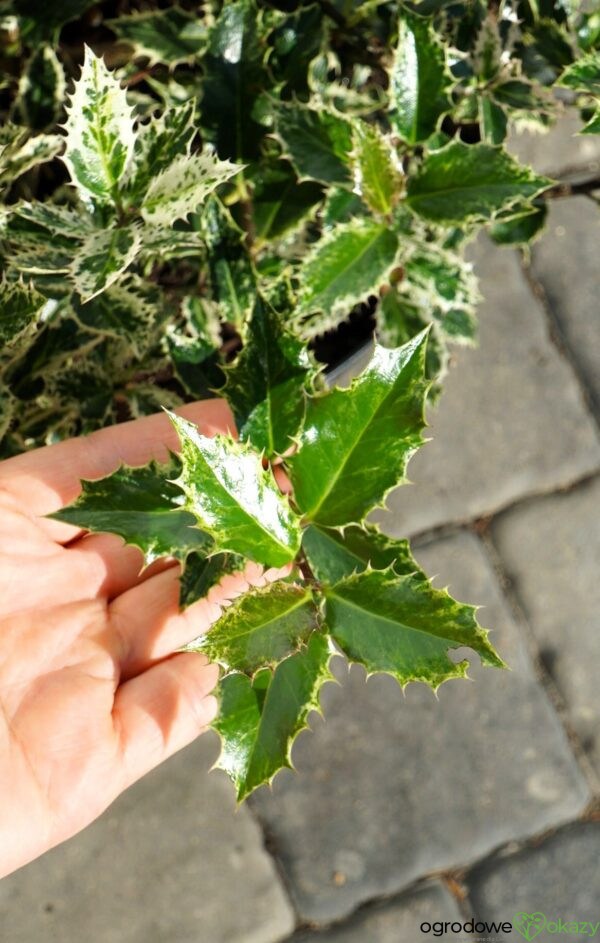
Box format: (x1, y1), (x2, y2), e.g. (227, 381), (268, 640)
(480, 96), (508, 145)
(188, 582), (319, 674)
(289, 334), (428, 526)
(267, 5), (323, 97)
(351, 122), (403, 216)
(172, 413), (302, 567)
(179, 551), (244, 608)
(324, 568), (506, 689)
(377, 289), (447, 386)
(558, 49), (600, 93)
(140, 152), (240, 226)
(201, 0), (269, 162)
(296, 219), (400, 336)
(0, 277), (45, 346)
(390, 12), (451, 144)
(275, 105), (353, 186)
(108, 9), (206, 67)
(490, 201), (548, 246)
(213, 632), (333, 800)
(12, 0), (96, 33)
(250, 160), (323, 243)
(70, 227), (142, 302)
(51, 461), (212, 566)
(201, 198), (255, 326)
(322, 188), (366, 229)
(223, 295), (314, 455)
(303, 523), (426, 584)
(18, 44), (65, 130)
(63, 46), (135, 206)
(406, 141), (552, 224)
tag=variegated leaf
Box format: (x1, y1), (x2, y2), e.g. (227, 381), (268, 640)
(63, 46), (136, 206)
(70, 227), (142, 302)
(140, 152), (241, 226)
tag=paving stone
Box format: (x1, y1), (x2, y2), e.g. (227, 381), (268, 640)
(530, 196), (600, 411)
(371, 236), (600, 537)
(507, 109), (600, 179)
(491, 476), (600, 776)
(290, 882), (463, 943)
(0, 736), (295, 943)
(468, 822), (600, 942)
(250, 531), (589, 924)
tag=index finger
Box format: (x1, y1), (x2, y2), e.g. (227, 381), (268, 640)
(0, 400), (235, 522)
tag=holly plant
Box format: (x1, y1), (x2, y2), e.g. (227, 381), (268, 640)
(53, 308), (505, 799)
(1, 0), (599, 797)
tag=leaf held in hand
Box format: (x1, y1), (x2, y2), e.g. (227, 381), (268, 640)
(172, 413), (302, 567)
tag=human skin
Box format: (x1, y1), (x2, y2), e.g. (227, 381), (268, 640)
(0, 400), (288, 879)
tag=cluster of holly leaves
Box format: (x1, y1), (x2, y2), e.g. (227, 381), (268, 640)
(1, 1), (600, 798)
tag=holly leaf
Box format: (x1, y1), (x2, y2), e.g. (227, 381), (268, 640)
(288, 334), (428, 526)
(70, 282), (155, 355)
(558, 50), (600, 94)
(140, 152), (241, 226)
(213, 632), (334, 800)
(108, 8), (206, 67)
(275, 105), (353, 186)
(302, 523), (426, 585)
(249, 160), (323, 244)
(50, 460), (213, 566)
(200, 0), (269, 162)
(187, 582), (320, 674)
(0, 384), (14, 444)
(62, 46), (135, 207)
(70, 227), (142, 302)
(295, 219), (400, 337)
(390, 11), (451, 144)
(403, 243), (480, 344)
(351, 122), (403, 217)
(171, 413), (302, 567)
(323, 568), (506, 689)
(0, 277), (46, 349)
(179, 551), (245, 608)
(223, 295), (314, 456)
(406, 141), (552, 224)
(124, 100), (197, 203)
(5, 201), (92, 244)
(201, 198), (256, 326)
(490, 201), (548, 246)
(480, 96), (508, 145)
(18, 44), (65, 131)
(0, 126), (62, 189)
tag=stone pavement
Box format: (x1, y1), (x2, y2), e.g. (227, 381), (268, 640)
(1, 114), (600, 942)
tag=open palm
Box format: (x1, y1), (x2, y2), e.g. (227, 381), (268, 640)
(0, 401), (284, 879)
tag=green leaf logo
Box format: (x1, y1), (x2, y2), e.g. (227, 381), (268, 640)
(514, 912), (546, 940)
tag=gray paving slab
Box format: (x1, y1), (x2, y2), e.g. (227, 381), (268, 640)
(372, 236), (600, 538)
(530, 196), (600, 411)
(250, 531), (589, 924)
(0, 736), (295, 943)
(468, 823), (600, 942)
(507, 108), (600, 179)
(491, 476), (600, 776)
(290, 882), (463, 943)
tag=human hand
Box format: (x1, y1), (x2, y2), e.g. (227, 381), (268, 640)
(0, 401), (287, 878)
